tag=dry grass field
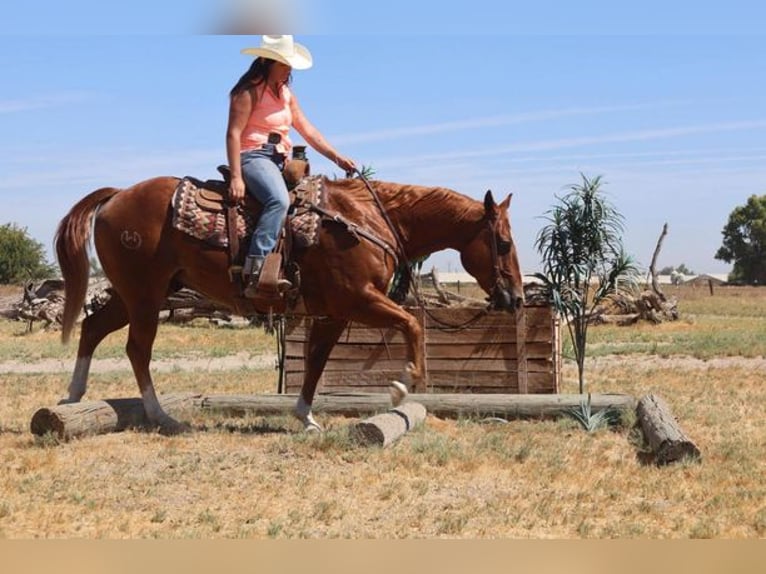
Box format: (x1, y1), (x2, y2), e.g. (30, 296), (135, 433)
(0, 284), (764, 539)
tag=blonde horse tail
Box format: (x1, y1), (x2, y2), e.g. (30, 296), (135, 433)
(55, 187), (121, 344)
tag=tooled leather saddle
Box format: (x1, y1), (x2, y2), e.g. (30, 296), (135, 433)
(170, 150), (322, 301)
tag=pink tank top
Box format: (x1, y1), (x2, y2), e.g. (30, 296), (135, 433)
(240, 83), (293, 156)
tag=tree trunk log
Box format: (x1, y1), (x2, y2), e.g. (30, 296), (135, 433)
(350, 402), (427, 447)
(198, 393), (636, 420)
(30, 393), (199, 440)
(637, 394), (701, 465)
(648, 223), (668, 302)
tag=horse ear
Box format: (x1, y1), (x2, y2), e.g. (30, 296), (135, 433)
(483, 190), (496, 212)
(499, 193), (512, 210)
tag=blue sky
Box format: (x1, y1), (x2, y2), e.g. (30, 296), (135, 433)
(2, 2), (765, 276)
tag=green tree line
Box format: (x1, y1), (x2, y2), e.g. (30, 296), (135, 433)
(0, 223), (57, 284)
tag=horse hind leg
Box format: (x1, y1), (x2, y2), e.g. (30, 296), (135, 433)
(125, 303), (188, 435)
(60, 292), (129, 404)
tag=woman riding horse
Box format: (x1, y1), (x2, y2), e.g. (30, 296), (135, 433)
(226, 35), (356, 297)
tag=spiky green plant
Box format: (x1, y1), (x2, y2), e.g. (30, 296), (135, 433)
(534, 174), (639, 393)
(358, 164), (376, 179)
(566, 394), (621, 433)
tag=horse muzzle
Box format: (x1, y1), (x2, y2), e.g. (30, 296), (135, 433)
(489, 284), (524, 312)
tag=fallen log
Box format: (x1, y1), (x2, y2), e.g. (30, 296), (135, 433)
(197, 392), (636, 419)
(30, 393), (199, 440)
(350, 402), (427, 447)
(637, 394), (701, 465)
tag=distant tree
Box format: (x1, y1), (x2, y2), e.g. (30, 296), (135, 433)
(715, 195), (766, 285)
(658, 263), (694, 276)
(534, 174), (639, 394)
(0, 223), (56, 284)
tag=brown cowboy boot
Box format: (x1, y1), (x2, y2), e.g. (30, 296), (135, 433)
(242, 255), (293, 298)
(242, 255), (264, 299)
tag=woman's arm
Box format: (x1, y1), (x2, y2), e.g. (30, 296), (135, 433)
(226, 89), (253, 202)
(291, 92), (356, 174)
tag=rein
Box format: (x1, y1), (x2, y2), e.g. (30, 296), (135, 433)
(354, 170), (503, 331)
(355, 170), (412, 268)
(307, 203), (398, 264)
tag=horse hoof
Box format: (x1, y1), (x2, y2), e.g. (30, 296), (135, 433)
(57, 398), (79, 405)
(389, 381), (408, 407)
(156, 418), (191, 436)
(304, 422), (322, 433)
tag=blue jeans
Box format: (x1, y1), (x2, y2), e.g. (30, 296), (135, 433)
(241, 145), (288, 257)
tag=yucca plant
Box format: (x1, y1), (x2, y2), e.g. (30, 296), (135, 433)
(534, 174), (639, 393)
(566, 393), (621, 433)
(357, 164), (376, 179)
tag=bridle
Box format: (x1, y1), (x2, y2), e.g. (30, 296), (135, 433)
(354, 170), (514, 329)
(485, 209), (515, 311)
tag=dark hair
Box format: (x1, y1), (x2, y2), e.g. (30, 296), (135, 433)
(230, 57), (292, 96)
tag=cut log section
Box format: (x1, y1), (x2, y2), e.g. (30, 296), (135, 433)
(350, 402), (427, 447)
(30, 393), (199, 440)
(637, 394), (701, 465)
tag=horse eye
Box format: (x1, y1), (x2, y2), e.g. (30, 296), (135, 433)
(497, 239), (511, 255)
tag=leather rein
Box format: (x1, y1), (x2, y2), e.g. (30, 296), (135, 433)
(354, 170), (507, 331)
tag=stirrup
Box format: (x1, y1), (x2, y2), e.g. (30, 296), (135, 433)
(243, 275), (260, 299)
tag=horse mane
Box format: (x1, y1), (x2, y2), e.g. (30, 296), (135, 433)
(324, 177), (482, 224)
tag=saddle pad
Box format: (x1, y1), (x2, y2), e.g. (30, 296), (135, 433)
(171, 178), (255, 248)
(290, 175), (325, 249)
(171, 175), (326, 250)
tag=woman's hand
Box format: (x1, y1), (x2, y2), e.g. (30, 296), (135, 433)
(334, 154), (357, 176)
(229, 175), (246, 203)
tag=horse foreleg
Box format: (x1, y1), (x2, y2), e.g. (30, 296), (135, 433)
(61, 294), (129, 404)
(296, 318), (348, 432)
(125, 306), (188, 435)
(352, 294), (426, 393)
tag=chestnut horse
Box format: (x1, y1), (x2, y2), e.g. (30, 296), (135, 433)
(55, 175), (524, 433)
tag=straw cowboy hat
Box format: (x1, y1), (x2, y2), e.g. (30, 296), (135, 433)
(241, 35), (313, 70)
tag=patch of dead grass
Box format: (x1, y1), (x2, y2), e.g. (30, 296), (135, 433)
(1, 286), (766, 539)
(1, 360), (764, 538)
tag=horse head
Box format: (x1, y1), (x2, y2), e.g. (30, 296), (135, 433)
(460, 190), (525, 312)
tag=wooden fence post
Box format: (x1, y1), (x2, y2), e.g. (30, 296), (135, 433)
(516, 307), (528, 393)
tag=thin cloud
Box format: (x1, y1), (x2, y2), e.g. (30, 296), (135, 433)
(0, 92), (95, 114)
(331, 101), (692, 145)
(0, 147), (221, 190)
(373, 120), (766, 169)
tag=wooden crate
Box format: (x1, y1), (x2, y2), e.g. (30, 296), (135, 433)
(279, 304), (561, 394)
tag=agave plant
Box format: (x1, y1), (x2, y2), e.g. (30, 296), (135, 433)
(534, 174), (639, 393)
(567, 394), (621, 433)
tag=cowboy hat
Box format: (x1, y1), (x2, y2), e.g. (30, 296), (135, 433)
(241, 35), (313, 70)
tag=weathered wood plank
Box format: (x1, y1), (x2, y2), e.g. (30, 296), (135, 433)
(284, 341), (556, 361)
(286, 327), (554, 345)
(637, 394), (701, 465)
(199, 393), (635, 420)
(284, 371), (557, 395)
(286, 323), (554, 344)
(516, 307), (529, 394)
(285, 357), (553, 374)
(350, 402), (427, 447)
(285, 370), (556, 386)
(423, 306), (553, 327)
